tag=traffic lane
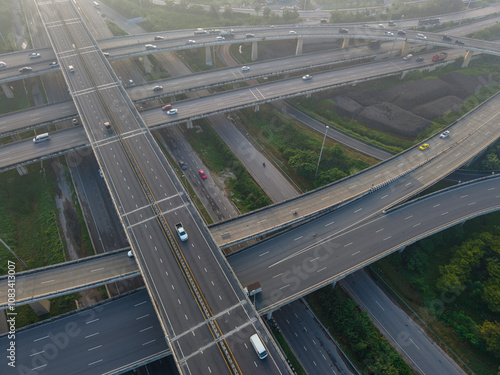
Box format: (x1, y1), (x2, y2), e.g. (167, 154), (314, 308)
(280, 103), (392, 161)
(210, 114), (299, 202)
(128, 218), (207, 336)
(166, 208), (246, 317)
(228, 176), (424, 283)
(0, 252), (138, 306)
(0, 128), (89, 170)
(0, 101), (77, 135)
(231, 176), (500, 312)
(0, 290), (168, 375)
(274, 300), (353, 375)
(343, 270), (463, 375)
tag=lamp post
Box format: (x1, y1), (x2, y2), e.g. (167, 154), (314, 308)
(315, 125), (329, 178)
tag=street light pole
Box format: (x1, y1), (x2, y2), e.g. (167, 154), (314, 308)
(315, 125), (329, 178)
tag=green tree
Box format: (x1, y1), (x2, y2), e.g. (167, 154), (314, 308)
(262, 6), (272, 18)
(479, 320), (500, 357)
(282, 9), (299, 22)
(209, 4), (219, 17)
(481, 153), (500, 170)
(223, 6), (234, 19)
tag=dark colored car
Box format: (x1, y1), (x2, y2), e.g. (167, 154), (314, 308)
(442, 35), (452, 41)
(416, 57), (424, 62)
(178, 160), (187, 170)
(397, 30), (406, 36)
(339, 28), (349, 34)
(455, 40), (465, 45)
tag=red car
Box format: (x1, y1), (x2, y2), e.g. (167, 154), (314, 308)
(162, 104), (172, 111)
(198, 170), (207, 179)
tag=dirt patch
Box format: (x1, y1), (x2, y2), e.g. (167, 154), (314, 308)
(51, 159), (103, 307)
(328, 72), (496, 138)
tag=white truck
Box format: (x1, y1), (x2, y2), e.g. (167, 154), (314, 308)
(175, 223), (188, 241)
(244, 282), (262, 297)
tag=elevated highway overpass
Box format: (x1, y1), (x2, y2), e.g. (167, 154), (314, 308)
(32, 1), (289, 374)
(1, 174), (499, 310)
(2, 20), (500, 84)
(0, 46), (478, 172)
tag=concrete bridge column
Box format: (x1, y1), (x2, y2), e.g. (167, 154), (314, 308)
(1, 84), (13, 98)
(254, 104), (259, 112)
(400, 40), (409, 57)
(266, 310), (274, 320)
(143, 55), (152, 74)
(295, 38), (303, 56)
(205, 46), (213, 66)
(187, 119), (193, 129)
(461, 50), (473, 68)
(251, 41), (258, 61)
(341, 38), (350, 49)
(29, 300), (51, 316)
(398, 246), (406, 254)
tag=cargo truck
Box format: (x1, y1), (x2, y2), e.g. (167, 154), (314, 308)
(220, 29), (235, 39)
(432, 52), (448, 62)
(175, 223), (188, 241)
(244, 282), (262, 296)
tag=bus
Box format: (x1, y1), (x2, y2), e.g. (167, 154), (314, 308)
(194, 28), (208, 35)
(93, 1), (100, 8)
(249, 334), (268, 359)
(418, 18), (440, 26)
(33, 133), (50, 143)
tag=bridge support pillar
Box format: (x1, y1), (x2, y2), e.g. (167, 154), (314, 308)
(401, 70), (408, 80)
(254, 104), (259, 112)
(398, 246), (406, 254)
(251, 41), (258, 61)
(267, 310), (273, 320)
(143, 55), (152, 74)
(29, 299), (51, 316)
(205, 46), (213, 66)
(306, 92), (311, 98)
(1, 83), (13, 99)
(341, 38), (350, 49)
(400, 41), (409, 57)
(187, 119), (193, 129)
(461, 50), (473, 68)
(295, 38), (303, 56)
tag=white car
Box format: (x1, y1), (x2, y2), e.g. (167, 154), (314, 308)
(241, 66), (250, 71)
(167, 109), (178, 116)
(186, 40), (196, 45)
(0, 61), (6, 68)
(98, 169), (103, 178)
(216, 36), (225, 41)
(49, 61), (59, 67)
(128, 79), (134, 86)
(417, 33), (427, 40)
(127, 250), (134, 257)
(153, 85), (163, 91)
(302, 74), (312, 80)
(440, 130), (450, 139)
(145, 44), (157, 50)
(29, 52), (41, 58)
(384, 31), (394, 36)
(289, 30), (297, 35)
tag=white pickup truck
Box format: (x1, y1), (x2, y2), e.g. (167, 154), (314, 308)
(175, 223), (188, 241)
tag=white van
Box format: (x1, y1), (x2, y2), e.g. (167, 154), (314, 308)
(33, 133), (50, 143)
(68, 65), (75, 73)
(249, 334), (267, 359)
